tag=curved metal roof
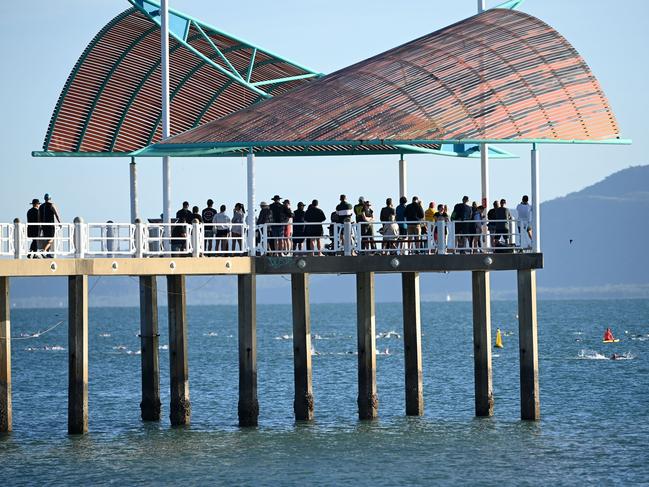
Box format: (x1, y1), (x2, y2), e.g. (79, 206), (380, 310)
(40, 0), (320, 156)
(144, 8), (626, 158)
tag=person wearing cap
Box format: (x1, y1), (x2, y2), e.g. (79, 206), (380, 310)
(38, 193), (61, 256)
(27, 198), (41, 257)
(269, 195), (286, 252)
(335, 195), (353, 251)
(354, 196), (366, 223)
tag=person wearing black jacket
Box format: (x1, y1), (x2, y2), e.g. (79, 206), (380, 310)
(451, 196), (472, 250)
(304, 199), (326, 255)
(38, 194), (61, 256)
(405, 196), (425, 249)
(293, 202), (307, 253)
(27, 198), (40, 256)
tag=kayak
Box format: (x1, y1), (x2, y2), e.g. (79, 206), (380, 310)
(603, 339), (620, 343)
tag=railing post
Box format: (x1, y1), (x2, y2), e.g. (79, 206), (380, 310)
(355, 223), (362, 254)
(74, 217), (85, 259)
(134, 219), (144, 258)
(333, 223), (340, 254)
(13, 219), (22, 260)
(436, 220), (446, 254)
(344, 221), (352, 256)
(425, 222), (433, 253)
(260, 224), (267, 256)
(191, 221), (200, 258)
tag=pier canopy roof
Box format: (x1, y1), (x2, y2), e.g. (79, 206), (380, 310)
(39, 0), (321, 156)
(141, 8), (628, 158)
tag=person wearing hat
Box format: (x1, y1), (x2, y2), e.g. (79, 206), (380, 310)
(27, 198), (41, 257)
(38, 193), (61, 256)
(269, 195), (286, 252)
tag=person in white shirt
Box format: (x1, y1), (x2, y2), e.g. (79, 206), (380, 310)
(214, 205), (231, 253)
(516, 195), (532, 247)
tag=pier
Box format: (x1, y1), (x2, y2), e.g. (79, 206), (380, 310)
(3, 0), (628, 435)
(0, 223), (542, 433)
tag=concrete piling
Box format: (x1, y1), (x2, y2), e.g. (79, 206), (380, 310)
(68, 275), (88, 434)
(167, 275), (190, 426)
(517, 269), (540, 421)
(356, 272), (378, 420)
(139, 276), (161, 421)
(402, 272), (423, 416)
(472, 271), (494, 417)
(291, 273), (314, 421)
(0, 277), (11, 433)
(238, 274), (259, 427)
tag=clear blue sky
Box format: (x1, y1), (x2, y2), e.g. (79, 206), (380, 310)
(0, 0), (646, 223)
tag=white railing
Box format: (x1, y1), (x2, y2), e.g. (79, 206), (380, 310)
(1, 219), (534, 259)
(0, 223), (14, 256)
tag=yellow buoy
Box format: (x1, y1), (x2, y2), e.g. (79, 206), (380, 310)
(495, 328), (503, 348)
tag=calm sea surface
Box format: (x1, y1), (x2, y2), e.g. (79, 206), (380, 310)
(1, 299), (648, 486)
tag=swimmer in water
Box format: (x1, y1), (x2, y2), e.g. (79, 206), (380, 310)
(611, 353), (621, 360)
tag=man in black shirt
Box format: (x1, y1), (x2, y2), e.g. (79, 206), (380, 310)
(380, 198), (395, 223)
(451, 196), (472, 251)
(175, 201), (193, 224)
(202, 199), (217, 252)
(38, 193), (61, 256)
(487, 200), (499, 247)
(405, 196), (425, 249)
(27, 198), (40, 256)
(269, 195), (288, 252)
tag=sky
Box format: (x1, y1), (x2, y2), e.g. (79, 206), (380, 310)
(0, 0), (647, 224)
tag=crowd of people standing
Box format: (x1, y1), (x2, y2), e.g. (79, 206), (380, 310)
(172, 193), (533, 255)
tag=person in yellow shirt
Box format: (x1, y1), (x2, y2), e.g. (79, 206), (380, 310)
(424, 201), (437, 222)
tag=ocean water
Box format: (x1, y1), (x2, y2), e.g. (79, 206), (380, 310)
(1, 299), (648, 485)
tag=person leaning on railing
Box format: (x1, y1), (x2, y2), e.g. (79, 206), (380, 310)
(231, 203), (245, 253)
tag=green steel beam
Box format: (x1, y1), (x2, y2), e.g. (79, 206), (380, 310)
(493, 0), (526, 10)
(246, 48), (257, 83)
(75, 24), (159, 152)
(191, 21), (244, 82)
(44, 9), (136, 150)
(251, 73), (319, 87)
(137, 137), (632, 157)
(393, 144), (518, 159)
(128, 0), (321, 98)
(129, 0), (319, 75)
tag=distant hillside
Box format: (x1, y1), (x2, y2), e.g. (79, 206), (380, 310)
(8, 165), (649, 307)
(538, 165), (649, 295)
